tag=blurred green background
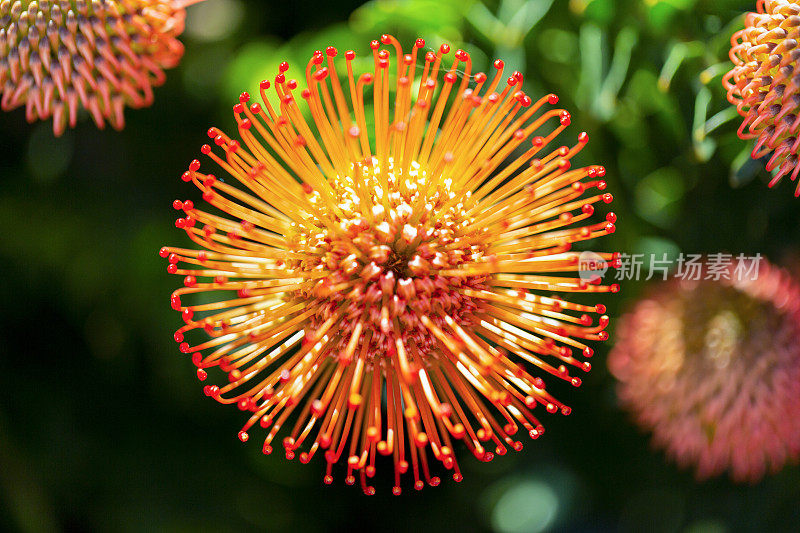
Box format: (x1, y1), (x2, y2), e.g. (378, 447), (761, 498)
(1, 0), (799, 531)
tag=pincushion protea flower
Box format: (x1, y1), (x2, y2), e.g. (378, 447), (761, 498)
(0, 0), (195, 135)
(160, 35), (619, 494)
(609, 257), (800, 482)
(724, 0), (800, 196)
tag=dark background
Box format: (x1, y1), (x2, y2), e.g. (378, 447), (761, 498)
(1, 0), (799, 531)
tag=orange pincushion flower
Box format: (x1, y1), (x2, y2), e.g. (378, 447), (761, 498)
(0, 0), (193, 135)
(161, 36), (619, 494)
(724, 0), (800, 196)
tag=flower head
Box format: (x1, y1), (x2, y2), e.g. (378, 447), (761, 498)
(609, 257), (800, 482)
(161, 35), (618, 494)
(0, 0), (192, 135)
(724, 0), (800, 196)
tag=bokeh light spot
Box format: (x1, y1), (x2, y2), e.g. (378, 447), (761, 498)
(633, 236), (681, 272)
(491, 480), (559, 533)
(186, 0), (245, 41)
(634, 168), (684, 228)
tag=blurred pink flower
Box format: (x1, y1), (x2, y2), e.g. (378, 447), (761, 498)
(609, 257), (800, 482)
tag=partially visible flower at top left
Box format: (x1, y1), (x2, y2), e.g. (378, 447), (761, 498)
(0, 0), (199, 135)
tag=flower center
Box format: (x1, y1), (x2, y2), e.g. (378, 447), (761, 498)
(288, 157), (489, 359)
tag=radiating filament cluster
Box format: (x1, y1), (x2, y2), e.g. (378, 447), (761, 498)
(161, 35), (618, 494)
(0, 0), (189, 135)
(724, 0), (800, 196)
